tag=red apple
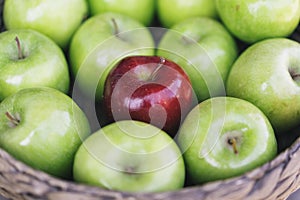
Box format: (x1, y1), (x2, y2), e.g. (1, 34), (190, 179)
(103, 56), (195, 136)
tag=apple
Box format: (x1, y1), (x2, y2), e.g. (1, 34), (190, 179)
(69, 12), (155, 102)
(3, 0), (88, 49)
(176, 96), (277, 184)
(216, 0), (300, 43)
(0, 29), (70, 102)
(73, 120), (185, 192)
(0, 87), (91, 179)
(226, 38), (300, 134)
(87, 0), (155, 26)
(157, 17), (238, 102)
(103, 56), (196, 137)
(157, 0), (218, 28)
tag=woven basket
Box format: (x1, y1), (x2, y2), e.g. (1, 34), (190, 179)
(0, 1), (300, 200)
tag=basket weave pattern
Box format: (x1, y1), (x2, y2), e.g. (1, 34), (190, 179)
(0, 138), (299, 200)
(0, 1), (300, 199)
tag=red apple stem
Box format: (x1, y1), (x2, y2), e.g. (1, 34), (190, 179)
(15, 36), (25, 60)
(228, 138), (239, 154)
(149, 57), (166, 80)
(5, 111), (20, 128)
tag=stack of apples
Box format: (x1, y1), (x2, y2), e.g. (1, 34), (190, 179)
(0, 0), (299, 194)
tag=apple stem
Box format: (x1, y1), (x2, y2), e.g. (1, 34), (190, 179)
(149, 57), (166, 80)
(291, 71), (300, 80)
(15, 37), (25, 60)
(228, 138), (239, 154)
(111, 18), (120, 37)
(182, 35), (195, 45)
(5, 111), (20, 128)
(124, 166), (136, 175)
(289, 68), (300, 81)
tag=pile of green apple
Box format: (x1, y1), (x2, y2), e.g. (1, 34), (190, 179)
(0, 0), (300, 194)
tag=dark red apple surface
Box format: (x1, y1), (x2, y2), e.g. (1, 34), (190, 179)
(103, 56), (195, 136)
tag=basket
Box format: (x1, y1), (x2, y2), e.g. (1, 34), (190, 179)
(0, 1), (300, 200)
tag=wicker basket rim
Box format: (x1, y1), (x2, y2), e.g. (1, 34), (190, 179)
(0, 136), (299, 200)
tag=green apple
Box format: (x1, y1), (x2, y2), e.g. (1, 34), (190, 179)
(69, 12), (155, 101)
(157, 17), (238, 102)
(176, 97), (277, 184)
(216, 0), (300, 43)
(227, 38), (300, 134)
(157, 0), (218, 28)
(0, 29), (70, 102)
(73, 120), (185, 192)
(87, 0), (155, 26)
(0, 87), (91, 179)
(3, 0), (88, 49)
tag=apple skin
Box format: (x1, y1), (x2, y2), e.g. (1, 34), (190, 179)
(226, 38), (300, 134)
(87, 0), (155, 26)
(0, 87), (91, 179)
(73, 120), (185, 192)
(69, 12), (155, 101)
(157, 17), (238, 102)
(157, 0), (218, 28)
(103, 56), (196, 137)
(176, 97), (277, 184)
(3, 0), (88, 49)
(216, 0), (300, 43)
(0, 29), (70, 102)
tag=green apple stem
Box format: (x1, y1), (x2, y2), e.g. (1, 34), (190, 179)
(228, 138), (239, 154)
(15, 36), (25, 60)
(111, 18), (120, 37)
(149, 57), (166, 80)
(292, 74), (300, 79)
(5, 111), (20, 128)
(124, 166), (136, 175)
(182, 35), (195, 45)
(289, 69), (300, 81)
